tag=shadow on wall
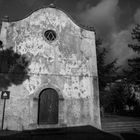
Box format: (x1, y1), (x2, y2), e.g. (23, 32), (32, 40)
(0, 42), (29, 90)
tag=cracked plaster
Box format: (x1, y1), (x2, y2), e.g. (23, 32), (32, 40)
(0, 8), (97, 98)
(0, 7), (101, 130)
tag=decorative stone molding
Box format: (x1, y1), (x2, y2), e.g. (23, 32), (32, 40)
(32, 83), (64, 100)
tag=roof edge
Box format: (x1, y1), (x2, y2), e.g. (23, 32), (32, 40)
(1, 4), (95, 32)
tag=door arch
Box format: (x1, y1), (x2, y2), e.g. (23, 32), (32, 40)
(38, 88), (59, 124)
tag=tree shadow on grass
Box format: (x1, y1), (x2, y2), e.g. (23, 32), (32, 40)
(0, 47), (29, 90)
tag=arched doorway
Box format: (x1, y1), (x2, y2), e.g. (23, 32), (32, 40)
(38, 88), (59, 124)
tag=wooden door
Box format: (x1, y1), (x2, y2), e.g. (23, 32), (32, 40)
(38, 88), (59, 124)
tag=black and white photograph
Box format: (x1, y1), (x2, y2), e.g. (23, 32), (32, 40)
(0, 0), (140, 140)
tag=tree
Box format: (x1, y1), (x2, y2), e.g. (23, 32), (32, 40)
(107, 79), (138, 114)
(126, 24), (140, 85)
(0, 41), (29, 90)
(122, 24), (140, 112)
(107, 82), (127, 113)
(96, 39), (118, 91)
(96, 39), (118, 107)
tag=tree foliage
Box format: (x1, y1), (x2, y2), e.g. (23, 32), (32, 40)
(0, 42), (29, 90)
(115, 24), (140, 114)
(104, 80), (138, 114)
(126, 24), (140, 85)
(96, 39), (119, 109)
(96, 39), (118, 91)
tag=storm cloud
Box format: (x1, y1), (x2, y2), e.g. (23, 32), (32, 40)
(79, 0), (119, 38)
(78, 0), (139, 68)
(134, 8), (140, 24)
(108, 8), (140, 67)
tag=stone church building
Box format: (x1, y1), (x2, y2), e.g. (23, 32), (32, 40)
(0, 5), (101, 131)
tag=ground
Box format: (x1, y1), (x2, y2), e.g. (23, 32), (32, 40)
(101, 113), (140, 133)
(0, 125), (121, 140)
(1, 115), (140, 140)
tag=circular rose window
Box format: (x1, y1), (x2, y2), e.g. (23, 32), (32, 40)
(44, 30), (57, 42)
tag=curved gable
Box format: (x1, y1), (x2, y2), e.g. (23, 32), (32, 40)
(1, 5), (94, 32)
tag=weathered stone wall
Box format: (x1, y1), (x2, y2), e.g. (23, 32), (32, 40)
(0, 7), (100, 130)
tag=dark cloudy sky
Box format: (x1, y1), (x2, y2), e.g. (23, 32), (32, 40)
(0, 0), (140, 68)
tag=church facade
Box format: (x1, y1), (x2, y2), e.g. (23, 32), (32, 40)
(0, 6), (101, 131)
